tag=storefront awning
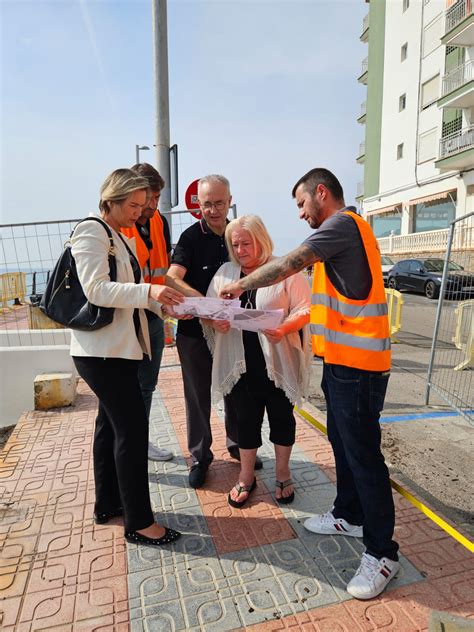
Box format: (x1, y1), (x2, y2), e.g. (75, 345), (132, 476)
(409, 190), (456, 206)
(365, 204), (401, 216)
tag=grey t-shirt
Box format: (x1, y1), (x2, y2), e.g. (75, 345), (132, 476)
(302, 208), (372, 300)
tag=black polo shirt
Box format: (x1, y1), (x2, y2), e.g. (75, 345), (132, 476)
(171, 219), (229, 337)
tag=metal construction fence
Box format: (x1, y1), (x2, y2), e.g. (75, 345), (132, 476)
(0, 206), (237, 347)
(426, 212), (474, 425)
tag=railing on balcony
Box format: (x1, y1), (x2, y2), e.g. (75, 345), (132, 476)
(358, 142), (366, 157)
(439, 125), (474, 158)
(442, 60), (474, 96)
(360, 57), (368, 76)
(360, 101), (367, 117)
(357, 181), (364, 198)
(378, 224), (473, 254)
(445, 0), (473, 33)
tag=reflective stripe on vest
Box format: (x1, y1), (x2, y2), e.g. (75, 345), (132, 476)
(149, 268), (168, 278)
(310, 324), (391, 351)
(311, 293), (388, 318)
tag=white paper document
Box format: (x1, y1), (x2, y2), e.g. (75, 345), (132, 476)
(173, 297), (284, 332)
(229, 308), (284, 332)
(173, 297), (240, 320)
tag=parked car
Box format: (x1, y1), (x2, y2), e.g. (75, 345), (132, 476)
(381, 255), (395, 286)
(387, 258), (474, 299)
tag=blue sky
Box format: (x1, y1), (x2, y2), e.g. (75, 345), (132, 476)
(1, 0), (367, 253)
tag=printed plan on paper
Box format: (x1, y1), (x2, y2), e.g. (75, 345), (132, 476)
(173, 297), (284, 332)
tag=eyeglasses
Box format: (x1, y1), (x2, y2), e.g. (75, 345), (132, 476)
(199, 200), (227, 211)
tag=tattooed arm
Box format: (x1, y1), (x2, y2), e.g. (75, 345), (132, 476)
(220, 244), (319, 298)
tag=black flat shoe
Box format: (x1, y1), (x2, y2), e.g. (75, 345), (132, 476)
(124, 527), (181, 546)
(228, 448), (263, 471)
(93, 507), (123, 524)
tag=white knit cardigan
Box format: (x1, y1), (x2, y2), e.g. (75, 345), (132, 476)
(204, 261), (312, 407)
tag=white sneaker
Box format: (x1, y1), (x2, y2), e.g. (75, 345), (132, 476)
(346, 553), (400, 600)
(304, 511), (363, 537)
(148, 444), (173, 461)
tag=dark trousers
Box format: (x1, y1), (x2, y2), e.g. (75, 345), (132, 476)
(73, 356), (154, 532)
(138, 317), (165, 420)
(322, 362), (399, 561)
(225, 373), (295, 449)
(176, 333), (238, 465)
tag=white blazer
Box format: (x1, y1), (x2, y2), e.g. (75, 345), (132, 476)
(69, 215), (152, 360)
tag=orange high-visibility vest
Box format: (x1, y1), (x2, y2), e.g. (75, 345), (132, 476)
(122, 212), (168, 285)
(310, 211), (391, 371)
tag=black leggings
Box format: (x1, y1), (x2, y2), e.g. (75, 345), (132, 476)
(225, 373), (296, 449)
(73, 356), (154, 532)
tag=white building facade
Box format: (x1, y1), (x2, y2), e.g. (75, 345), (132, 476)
(358, 0), (474, 257)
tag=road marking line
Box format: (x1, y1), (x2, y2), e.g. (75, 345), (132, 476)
(381, 410), (474, 423)
(295, 406), (474, 554)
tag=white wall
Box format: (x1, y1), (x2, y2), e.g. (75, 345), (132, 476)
(0, 330), (76, 428)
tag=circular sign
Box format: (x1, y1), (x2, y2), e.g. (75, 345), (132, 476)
(185, 178), (202, 219)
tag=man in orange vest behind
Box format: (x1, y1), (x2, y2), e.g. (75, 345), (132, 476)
(220, 168), (399, 601)
(122, 163), (174, 462)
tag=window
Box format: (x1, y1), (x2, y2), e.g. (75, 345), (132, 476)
(413, 194), (457, 233)
(399, 94), (406, 111)
(421, 74), (440, 109)
(423, 16), (442, 57)
(417, 128), (437, 163)
(397, 143), (404, 160)
(403, 0), (409, 11)
(401, 43), (408, 61)
(370, 211), (401, 238)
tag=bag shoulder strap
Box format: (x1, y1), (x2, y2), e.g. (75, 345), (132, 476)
(117, 232), (140, 268)
(71, 217), (114, 249)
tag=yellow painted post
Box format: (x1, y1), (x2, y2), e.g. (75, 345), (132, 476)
(385, 288), (404, 343)
(452, 299), (474, 371)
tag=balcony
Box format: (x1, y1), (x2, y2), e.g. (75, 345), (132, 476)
(357, 101), (367, 124)
(360, 13), (369, 42)
(358, 57), (368, 84)
(435, 125), (474, 171)
(356, 142), (366, 164)
(442, 0), (474, 46)
(356, 181), (365, 199)
(438, 60), (474, 108)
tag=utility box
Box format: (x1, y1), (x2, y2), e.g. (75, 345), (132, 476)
(34, 372), (76, 410)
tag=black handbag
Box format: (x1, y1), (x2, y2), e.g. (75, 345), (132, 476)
(39, 217), (117, 331)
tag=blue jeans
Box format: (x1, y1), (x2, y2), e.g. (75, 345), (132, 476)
(321, 362), (399, 561)
(138, 317), (164, 420)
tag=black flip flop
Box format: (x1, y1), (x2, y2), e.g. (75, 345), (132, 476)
(228, 477), (257, 509)
(275, 479), (295, 505)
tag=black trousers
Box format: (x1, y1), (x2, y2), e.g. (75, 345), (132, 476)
(225, 373), (296, 449)
(176, 334), (238, 465)
(73, 356), (154, 532)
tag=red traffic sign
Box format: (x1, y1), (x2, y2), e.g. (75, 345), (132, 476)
(185, 178), (202, 219)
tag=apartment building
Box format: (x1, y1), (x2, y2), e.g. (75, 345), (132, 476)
(357, 0), (473, 256)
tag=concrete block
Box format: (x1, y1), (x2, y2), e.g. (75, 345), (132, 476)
(34, 372), (76, 410)
(429, 611), (474, 631)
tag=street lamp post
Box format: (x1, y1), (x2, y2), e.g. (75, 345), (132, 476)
(135, 144), (150, 164)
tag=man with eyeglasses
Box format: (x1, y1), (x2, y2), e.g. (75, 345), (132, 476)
(122, 163), (174, 462)
(168, 175), (262, 488)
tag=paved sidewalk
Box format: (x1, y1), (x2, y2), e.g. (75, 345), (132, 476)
(1, 348), (473, 630)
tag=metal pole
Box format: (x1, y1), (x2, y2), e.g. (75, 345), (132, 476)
(135, 144), (140, 164)
(152, 0), (172, 241)
(425, 221), (455, 405)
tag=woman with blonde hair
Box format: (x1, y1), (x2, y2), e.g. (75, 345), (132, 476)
(203, 215), (311, 507)
(71, 168), (183, 546)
